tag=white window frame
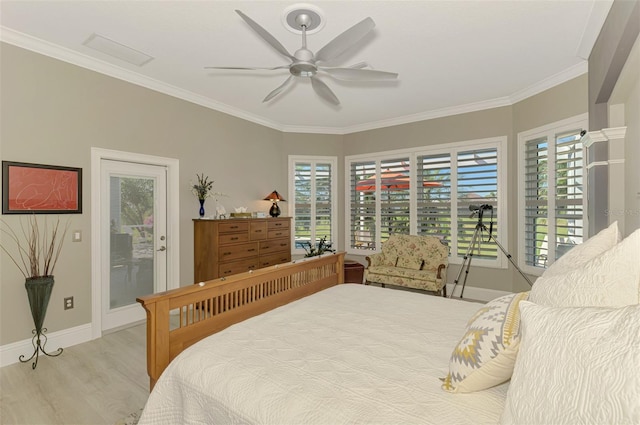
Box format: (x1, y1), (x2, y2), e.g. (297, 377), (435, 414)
(517, 113), (588, 276)
(288, 155), (338, 256)
(345, 136), (508, 269)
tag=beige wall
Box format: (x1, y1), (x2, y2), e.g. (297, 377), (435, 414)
(0, 42), (590, 346)
(0, 43), (342, 345)
(623, 73), (640, 235)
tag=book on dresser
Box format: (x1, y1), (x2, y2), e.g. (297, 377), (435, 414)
(193, 217), (292, 282)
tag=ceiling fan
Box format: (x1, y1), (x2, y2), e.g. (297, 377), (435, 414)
(205, 9), (398, 105)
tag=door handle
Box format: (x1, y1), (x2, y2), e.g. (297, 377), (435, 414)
(157, 246), (166, 252)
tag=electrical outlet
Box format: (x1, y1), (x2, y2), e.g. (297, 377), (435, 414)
(64, 296), (74, 310)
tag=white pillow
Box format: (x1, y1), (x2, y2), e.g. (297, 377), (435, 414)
(542, 221), (620, 278)
(530, 228), (640, 307)
(501, 301), (640, 425)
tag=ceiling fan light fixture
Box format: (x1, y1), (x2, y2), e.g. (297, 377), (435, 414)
(290, 62), (317, 77)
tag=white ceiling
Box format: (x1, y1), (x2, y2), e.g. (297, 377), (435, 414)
(0, 1), (612, 134)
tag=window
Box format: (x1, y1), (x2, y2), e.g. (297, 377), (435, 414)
(288, 156), (337, 255)
(518, 114), (588, 275)
(346, 137), (507, 268)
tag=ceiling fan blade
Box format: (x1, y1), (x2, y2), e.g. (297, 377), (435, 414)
(235, 10), (294, 60)
(321, 67), (398, 81)
(315, 17), (375, 63)
(205, 65), (289, 71)
(348, 61), (370, 69)
(263, 76), (293, 102)
(310, 76), (340, 105)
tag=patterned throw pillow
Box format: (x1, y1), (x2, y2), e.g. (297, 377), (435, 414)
(396, 256), (423, 270)
(442, 292), (529, 393)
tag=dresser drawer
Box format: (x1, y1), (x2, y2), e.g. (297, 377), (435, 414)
(218, 221), (249, 234)
(260, 238), (290, 255)
(219, 258), (259, 277)
(268, 220), (289, 230)
(218, 242), (259, 261)
(259, 252), (291, 268)
(218, 232), (249, 245)
(267, 228), (289, 239)
(250, 221), (268, 240)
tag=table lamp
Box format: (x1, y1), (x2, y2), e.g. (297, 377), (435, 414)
(263, 190), (285, 217)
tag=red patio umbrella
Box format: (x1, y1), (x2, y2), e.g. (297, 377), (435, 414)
(355, 170), (443, 191)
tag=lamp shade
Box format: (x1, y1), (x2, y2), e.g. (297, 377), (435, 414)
(263, 190), (285, 202)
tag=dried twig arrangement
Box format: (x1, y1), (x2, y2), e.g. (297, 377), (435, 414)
(0, 215), (70, 279)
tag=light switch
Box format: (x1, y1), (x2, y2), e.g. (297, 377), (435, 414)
(72, 230), (82, 242)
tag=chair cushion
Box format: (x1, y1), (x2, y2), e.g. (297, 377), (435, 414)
(396, 256), (423, 270)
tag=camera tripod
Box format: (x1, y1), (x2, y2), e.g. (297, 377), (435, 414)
(449, 206), (533, 299)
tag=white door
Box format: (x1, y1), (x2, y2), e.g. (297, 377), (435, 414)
(100, 160), (167, 331)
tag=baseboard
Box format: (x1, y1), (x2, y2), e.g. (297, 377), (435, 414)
(445, 284), (511, 302)
(0, 323), (93, 368)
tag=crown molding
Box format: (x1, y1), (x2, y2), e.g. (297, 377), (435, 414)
(1, 26), (590, 136)
(0, 26), (287, 133)
(509, 62), (588, 104)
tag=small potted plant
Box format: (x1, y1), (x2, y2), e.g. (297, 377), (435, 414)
(0, 215), (69, 368)
(303, 236), (335, 258)
(191, 173), (225, 218)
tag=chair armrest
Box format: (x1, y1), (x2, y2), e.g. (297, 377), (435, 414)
(436, 263), (446, 279)
(365, 252), (385, 268)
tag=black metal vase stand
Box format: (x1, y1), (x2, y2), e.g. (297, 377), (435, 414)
(20, 276), (63, 369)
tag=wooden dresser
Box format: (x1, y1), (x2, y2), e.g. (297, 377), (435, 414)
(193, 217), (291, 282)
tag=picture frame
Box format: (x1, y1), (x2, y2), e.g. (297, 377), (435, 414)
(2, 161), (82, 214)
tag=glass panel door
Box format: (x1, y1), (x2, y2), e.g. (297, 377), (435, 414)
(101, 160), (167, 331)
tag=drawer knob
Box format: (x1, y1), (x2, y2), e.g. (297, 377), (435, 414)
(231, 237), (238, 241)
(223, 252), (231, 256)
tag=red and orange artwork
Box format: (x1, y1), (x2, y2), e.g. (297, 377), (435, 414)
(3, 162), (81, 213)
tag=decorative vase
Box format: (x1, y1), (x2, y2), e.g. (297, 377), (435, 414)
(21, 276), (63, 369)
(199, 199), (205, 217)
(269, 201), (281, 217)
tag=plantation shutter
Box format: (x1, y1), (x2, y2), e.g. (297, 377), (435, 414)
(350, 160), (376, 250)
(293, 161), (334, 250)
(523, 136), (549, 268)
(416, 153), (451, 245)
(554, 130), (584, 260)
(314, 163), (333, 244)
(456, 148), (498, 260)
(293, 163), (312, 249)
(379, 158), (411, 240)
(522, 128), (584, 269)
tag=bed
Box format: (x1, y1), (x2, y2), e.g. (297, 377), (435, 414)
(139, 283), (506, 424)
(137, 225), (640, 425)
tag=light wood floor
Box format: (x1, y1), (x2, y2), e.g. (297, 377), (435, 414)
(0, 324), (149, 425)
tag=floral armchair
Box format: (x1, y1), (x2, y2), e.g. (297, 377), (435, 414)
(364, 234), (449, 296)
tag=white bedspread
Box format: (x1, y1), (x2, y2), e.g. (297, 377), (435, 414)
(140, 284), (508, 425)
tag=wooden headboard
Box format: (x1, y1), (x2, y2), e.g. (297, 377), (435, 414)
(137, 252), (346, 390)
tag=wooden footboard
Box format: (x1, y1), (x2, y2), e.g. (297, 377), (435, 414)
(137, 252), (345, 390)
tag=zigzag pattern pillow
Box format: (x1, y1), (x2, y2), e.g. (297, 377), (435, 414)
(442, 292), (529, 393)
